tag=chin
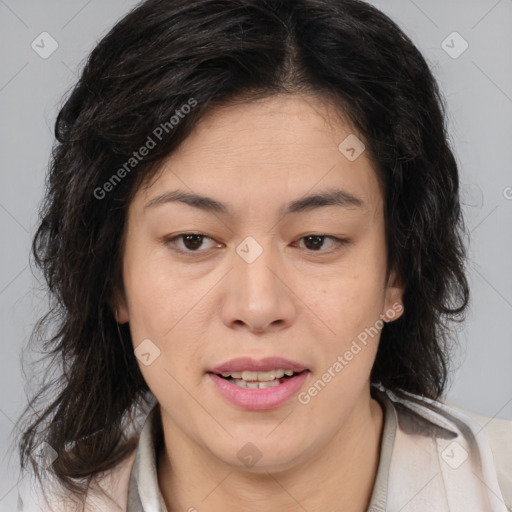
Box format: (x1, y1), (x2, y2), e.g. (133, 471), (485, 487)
(208, 436), (308, 474)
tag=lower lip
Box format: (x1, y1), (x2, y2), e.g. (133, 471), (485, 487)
(207, 371), (310, 410)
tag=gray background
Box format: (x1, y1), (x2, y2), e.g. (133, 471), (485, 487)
(1, 0), (511, 509)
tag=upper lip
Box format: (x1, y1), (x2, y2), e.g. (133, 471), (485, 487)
(209, 356), (309, 374)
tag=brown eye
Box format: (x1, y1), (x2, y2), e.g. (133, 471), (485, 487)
(302, 235), (327, 251)
(164, 233), (218, 253)
(298, 235), (347, 253)
(181, 234), (206, 251)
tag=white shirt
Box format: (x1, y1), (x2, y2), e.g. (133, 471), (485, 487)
(21, 385), (512, 511)
(126, 385), (512, 511)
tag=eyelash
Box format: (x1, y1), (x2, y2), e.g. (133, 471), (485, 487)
(163, 233), (349, 256)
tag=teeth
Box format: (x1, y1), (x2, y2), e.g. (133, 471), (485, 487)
(231, 379), (281, 389)
(221, 371), (242, 378)
(220, 369), (298, 381)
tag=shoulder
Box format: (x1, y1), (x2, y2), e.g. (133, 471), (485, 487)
(86, 450), (138, 512)
(445, 400), (512, 509)
(376, 386), (512, 511)
(28, 450), (138, 512)
(48, 404), (158, 511)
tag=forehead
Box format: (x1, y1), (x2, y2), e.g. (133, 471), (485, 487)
(135, 94), (383, 216)
(172, 94), (359, 163)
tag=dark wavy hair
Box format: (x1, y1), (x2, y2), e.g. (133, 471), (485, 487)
(16, 0), (469, 506)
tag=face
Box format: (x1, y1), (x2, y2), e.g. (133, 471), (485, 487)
(115, 93), (404, 473)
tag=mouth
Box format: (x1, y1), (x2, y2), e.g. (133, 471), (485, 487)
(206, 368), (311, 410)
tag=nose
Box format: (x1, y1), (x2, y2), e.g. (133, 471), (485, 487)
(219, 237), (297, 335)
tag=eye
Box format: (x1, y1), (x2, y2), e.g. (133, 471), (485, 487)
(164, 233), (219, 253)
(296, 234), (349, 253)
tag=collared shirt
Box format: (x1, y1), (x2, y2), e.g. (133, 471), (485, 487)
(125, 385), (512, 512)
(27, 385), (510, 511)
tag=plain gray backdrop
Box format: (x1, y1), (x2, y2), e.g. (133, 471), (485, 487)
(1, 0), (511, 509)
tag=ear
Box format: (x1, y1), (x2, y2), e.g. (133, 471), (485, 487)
(382, 269), (405, 323)
(110, 286), (130, 324)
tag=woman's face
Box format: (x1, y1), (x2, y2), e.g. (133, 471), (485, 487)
(116, 93), (403, 472)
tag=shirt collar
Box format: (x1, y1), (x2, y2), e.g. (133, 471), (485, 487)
(126, 387), (461, 512)
(127, 404), (167, 512)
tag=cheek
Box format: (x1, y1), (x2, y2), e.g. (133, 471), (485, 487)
(313, 262), (386, 335)
(123, 247), (210, 374)
(123, 241), (193, 336)
(305, 273), (385, 408)
(305, 248), (387, 373)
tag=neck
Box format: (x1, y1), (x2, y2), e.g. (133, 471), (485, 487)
(158, 390), (383, 512)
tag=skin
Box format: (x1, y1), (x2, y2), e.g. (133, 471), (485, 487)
(115, 93), (404, 512)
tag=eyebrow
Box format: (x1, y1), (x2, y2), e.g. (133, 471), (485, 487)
(144, 188), (365, 216)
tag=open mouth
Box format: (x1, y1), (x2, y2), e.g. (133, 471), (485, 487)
(211, 369), (309, 389)
(207, 367), (310, 410)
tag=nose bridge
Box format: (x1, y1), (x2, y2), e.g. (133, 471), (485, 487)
(234, 234), (281, 300)
(220, 233), (295, 332)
